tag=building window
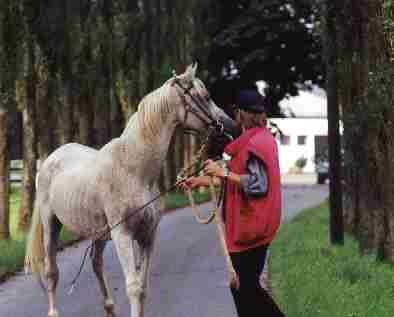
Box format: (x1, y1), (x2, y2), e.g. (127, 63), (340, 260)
(297, 135), (307, 145)
(280, 135), (290, 145)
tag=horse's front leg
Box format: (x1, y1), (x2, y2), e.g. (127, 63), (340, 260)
(111, 226), (146, 317)
(138, 239), (156, 313)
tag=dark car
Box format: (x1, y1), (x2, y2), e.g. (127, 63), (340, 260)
(315, 151), (329, 184)
(316, 159), (329, 184)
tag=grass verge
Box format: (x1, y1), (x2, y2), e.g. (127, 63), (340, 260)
(271, 203), (394, 317)
(0, 187), (211, 282)
(0, 187), (77, 281)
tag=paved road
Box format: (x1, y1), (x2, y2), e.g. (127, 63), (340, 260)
(0, 184), (328, 317)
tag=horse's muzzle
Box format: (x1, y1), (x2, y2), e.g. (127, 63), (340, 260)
(206, 116), (240, 159)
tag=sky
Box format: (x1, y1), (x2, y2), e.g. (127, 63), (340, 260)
(257, 80), (327, 118)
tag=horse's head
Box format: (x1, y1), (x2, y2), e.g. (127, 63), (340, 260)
(169, 63), (240, 157)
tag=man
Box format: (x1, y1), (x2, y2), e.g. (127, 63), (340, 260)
(183, 89), (285, 317)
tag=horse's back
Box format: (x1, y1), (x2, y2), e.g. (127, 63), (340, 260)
(37, 143), (98, 189)
(48, 142), (97, 164)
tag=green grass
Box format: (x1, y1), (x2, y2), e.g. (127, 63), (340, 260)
(0, 187), (77, 278)
(271, 203), (394, 317)
(165, 189), (211, 210)
(0, 187), (211, 280)
(0, 188), (27, 276)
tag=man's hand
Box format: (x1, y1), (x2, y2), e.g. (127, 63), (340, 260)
(203, 159), (225, 178)
(229, 270), (240, 290)
(178, 176), (210, 190)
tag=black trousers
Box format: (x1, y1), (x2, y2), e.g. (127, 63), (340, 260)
(230, 244), (285, 317)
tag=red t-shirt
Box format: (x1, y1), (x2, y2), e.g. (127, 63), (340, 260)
(223, 127), (282, 253)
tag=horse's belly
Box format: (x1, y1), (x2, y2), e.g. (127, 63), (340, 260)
(50, 176), (108, 239)
(55, 206), (109, 239)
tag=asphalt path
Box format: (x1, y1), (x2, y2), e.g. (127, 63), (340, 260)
(0, 184), (328, 317)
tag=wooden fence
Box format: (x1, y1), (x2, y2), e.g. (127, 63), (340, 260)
(10, 160), (23, 184)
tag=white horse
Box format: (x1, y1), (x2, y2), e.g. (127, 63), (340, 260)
(25, 64), (235, 317)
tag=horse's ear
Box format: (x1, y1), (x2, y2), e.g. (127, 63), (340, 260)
(192, 62), (198, 76)
(184, 62), (198, 80)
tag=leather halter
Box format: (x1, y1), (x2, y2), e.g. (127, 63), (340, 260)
(171, 75), (224, 136)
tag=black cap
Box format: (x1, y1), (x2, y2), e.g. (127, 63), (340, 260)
(237, 89), (266, 113)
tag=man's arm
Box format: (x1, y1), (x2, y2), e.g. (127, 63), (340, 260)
(203, 156), (269, 198)
(239, 154), (269, 198)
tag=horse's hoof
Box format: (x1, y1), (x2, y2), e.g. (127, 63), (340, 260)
(48, 309), (59, 317)
(104, 302), (116, 317)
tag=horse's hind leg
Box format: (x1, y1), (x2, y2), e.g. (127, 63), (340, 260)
(91, 240), (116, 317)
(42, 214), (62, 317)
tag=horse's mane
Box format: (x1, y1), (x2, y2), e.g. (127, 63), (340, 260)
(120, 66), (198, 142)
(121, 82), (173, 141)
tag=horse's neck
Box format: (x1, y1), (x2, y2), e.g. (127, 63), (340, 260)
(115, 107), (178, 183)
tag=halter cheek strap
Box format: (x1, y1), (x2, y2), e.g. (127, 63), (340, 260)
(171, 76), (219, 130)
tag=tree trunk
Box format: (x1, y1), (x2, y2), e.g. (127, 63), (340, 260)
(94, 90), (111, 148)
(36, 63), (53, 159)
(357, 0), (392, 256)
(18, 52), (37, 230)
(78, 94), (94, 146)
(324, 0), (344, 244)
(144, 0), (155, 92)
(59, 1), (75, 145)
(368, 1), (393, 261)
(110, 85), (125, 138)
(59, 81), (74, 145)
(382, 113), (394, 261)
(0, 109), (10, 240)
(103, 1), (124, 138)
(0, 3), (10, 240)
(78, 5), (94, 147)
(342, 0), (394, 261)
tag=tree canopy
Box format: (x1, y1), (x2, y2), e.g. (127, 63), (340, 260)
(199, 0), (324, 116)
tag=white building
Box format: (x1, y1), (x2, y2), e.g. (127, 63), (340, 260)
(270, 88), (328, 173)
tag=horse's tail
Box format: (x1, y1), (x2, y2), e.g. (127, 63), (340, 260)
(24, 199), (45, 280)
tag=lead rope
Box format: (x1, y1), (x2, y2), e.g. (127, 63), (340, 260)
(209, 178), (239, 289)
(177, 134), (217, 224)
(178, 137), (216, 224)
(185, 188), (215, 224)
(178, 138), (239, 289)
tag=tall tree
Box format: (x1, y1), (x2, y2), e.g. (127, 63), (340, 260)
(340, 0), (394, 261)
(103, 0), (124, 138)
(18, 2), (37, 230)
(36, 54), (54, 159)
(0, 106), (9, 240)
(93, 2), (111, 147)
(0, 0), (11, 240)
(76, 0), (94, 146)
(0, 0), (21, 237)
(59, 0), (75, 145)
(324, 0), (344, 245)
